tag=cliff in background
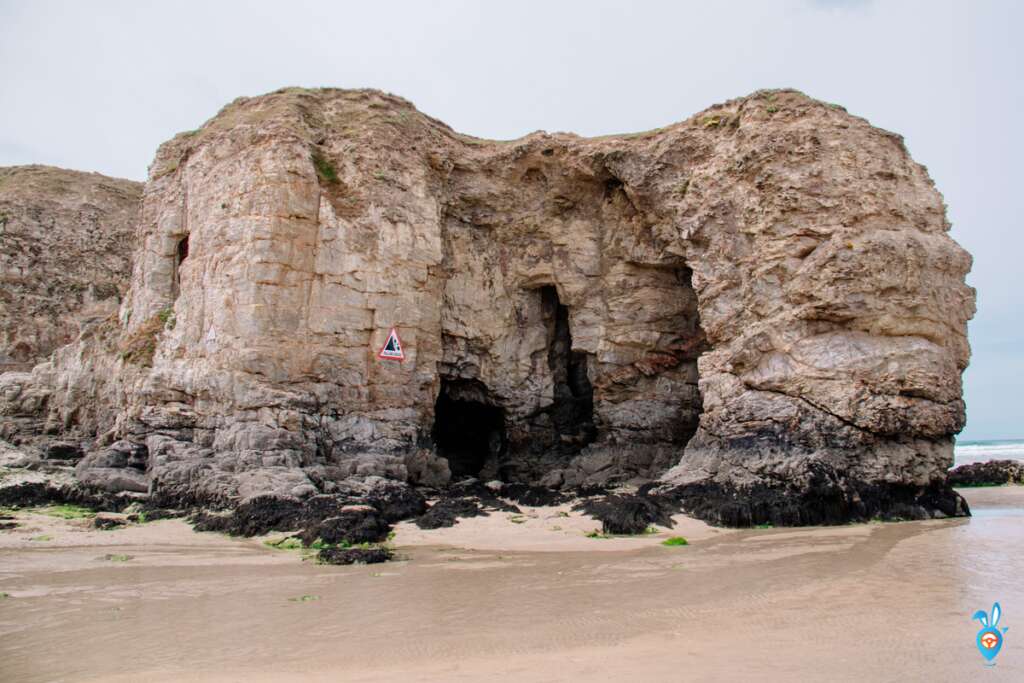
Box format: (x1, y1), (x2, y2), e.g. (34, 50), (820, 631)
(0, 166), (141, 371)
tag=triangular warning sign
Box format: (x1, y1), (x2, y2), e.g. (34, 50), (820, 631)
(377, 327), (405, 361)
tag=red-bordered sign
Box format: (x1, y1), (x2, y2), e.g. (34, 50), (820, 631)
(377, 327), (405, 361)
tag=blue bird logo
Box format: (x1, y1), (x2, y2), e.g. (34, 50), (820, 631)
(973, 602), (1008, 664)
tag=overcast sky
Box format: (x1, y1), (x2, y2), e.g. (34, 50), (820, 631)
(1, 0), (1020, 439)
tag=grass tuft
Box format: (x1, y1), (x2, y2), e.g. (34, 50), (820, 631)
(103, 553), (132, 562)
(661, 536), (689, 547)
(119, 310), (171, 366)
(288, 594), (320, 603)
(264, 536), (304, 551)
(311, 151), (339, 183)
(40, 504), (95, 520)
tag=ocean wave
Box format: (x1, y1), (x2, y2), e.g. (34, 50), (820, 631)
(954, 440), (1024, 465)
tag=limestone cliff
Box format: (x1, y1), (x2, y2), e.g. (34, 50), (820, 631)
(1, 88), (975, 524)
(0, 166), (141, 371)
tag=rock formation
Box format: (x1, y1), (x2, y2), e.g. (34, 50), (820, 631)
(948, 460), (1024, 487)
(0, 87), (976, 525)
(0, 166), (141, 371)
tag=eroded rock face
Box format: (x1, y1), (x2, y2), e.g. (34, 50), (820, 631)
(2, 88), (975, 524)
(0, 166), (143, 472)
(0, 166), (141, 371)
(948, 460), (1024, 487)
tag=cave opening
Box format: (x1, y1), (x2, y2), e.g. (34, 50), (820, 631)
(541, 285), (596, 452)
(432, 379), (506, 479)
(172, 235), (189, 298)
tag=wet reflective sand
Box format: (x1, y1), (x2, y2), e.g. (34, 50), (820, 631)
(2, 487), (1022, 682)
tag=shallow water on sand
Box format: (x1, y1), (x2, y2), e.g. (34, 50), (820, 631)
(2, 487), (1023, 682)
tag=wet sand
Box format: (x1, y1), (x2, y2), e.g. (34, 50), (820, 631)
(2, 487), (1022, 682)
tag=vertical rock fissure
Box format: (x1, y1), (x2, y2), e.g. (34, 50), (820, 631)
(172, 235), (189, 299)
(673, 266), (706, 458)
(543, 286), (597, 453)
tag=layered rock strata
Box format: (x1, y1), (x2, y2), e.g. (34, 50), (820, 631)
(1, 88), (975, 524)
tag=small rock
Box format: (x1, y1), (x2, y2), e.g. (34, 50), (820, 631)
(289, 483), (318, 499)
(93, 515), (126, 530)
(318, 546), (393, 565)
(43, 441), (84, 461)
(415, 498), (484, 530)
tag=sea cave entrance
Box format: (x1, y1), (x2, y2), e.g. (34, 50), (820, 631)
(432, 379), (506, 479)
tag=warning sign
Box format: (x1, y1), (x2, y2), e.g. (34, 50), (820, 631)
(377, 327), (405, 361)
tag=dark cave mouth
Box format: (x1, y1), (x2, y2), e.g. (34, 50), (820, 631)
(430, 272), (703, 485)
(431, 380), (506, 479)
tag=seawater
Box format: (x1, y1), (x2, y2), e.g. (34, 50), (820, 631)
(954, 439), (1024, 466)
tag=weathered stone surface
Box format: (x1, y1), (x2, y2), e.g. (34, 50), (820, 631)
(75, 464), (149, 494)
(299, 505), (391, 546)
(42, 440), (85, 460)
(317, 546), (393, 565)
(93, 514), (127, 530)
(414, 497), (485, 530)
(948, 460), (1024, 487)
(0, 166), (141, 371)
(0, 87), (975, 524)
(574, 492), (677, 535)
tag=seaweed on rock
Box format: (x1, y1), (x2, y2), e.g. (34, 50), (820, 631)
(318, 546), (393, 565)
(574, 492), (679, 535)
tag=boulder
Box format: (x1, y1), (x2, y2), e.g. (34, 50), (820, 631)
(300, 505), (391, 546)
(318, 546), (393, 565)
(574, 493), (676, 535)
(43, 441), (85, 461)
(948, 460), (1024, 487)
(414, 498), (485, 530)
(75, 466), (148, 494)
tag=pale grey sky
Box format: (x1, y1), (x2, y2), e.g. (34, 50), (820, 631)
(1, 0), (1019, 439)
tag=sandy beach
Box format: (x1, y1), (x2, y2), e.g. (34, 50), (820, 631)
(1, 487), (1021, 682)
